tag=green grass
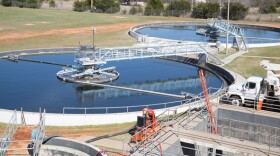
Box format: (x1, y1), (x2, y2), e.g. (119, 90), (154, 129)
(0, 6), (202, 51)
(45, 122), (135, 137)
(0, 121), (134, 138)
(226, 46), (280, 78)
(0, 122), (7, 134)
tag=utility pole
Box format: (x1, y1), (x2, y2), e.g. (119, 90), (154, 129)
(226, 0), (230, 55)
(93, 28), (96, 51)
(91, 0), (93, 12)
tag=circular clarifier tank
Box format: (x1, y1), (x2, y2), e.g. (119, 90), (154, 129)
(0, 54), (222, 113)
(137, 24), (280, 43)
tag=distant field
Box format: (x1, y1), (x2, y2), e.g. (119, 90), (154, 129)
(0, 6), (202, 51)
(226, 46), (280, 78)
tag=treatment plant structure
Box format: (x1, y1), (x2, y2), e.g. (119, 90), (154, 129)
(0, 19), (280, 156)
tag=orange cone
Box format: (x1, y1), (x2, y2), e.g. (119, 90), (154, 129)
(257, 99), (264, 111)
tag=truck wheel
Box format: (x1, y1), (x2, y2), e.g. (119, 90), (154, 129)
(230, 96), (242, 106)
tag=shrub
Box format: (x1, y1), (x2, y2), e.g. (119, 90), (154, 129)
(259, 0), (277, 14)
(191, 2), (220, 19)
(49, 0), (55, 8)
(121, 9), (127, 14)
(129, 6), (137, 15)
(144, 0), (164, 16)
(137, 6), (143, 14)
(95, 0), (120, 13)
(221, 2), (249, 20)
(73, 0), (88, 12)
(27, 0), (41, 8)
(1, 0), (12, 6)
(165, 0), (191, 17)
(17, 0), (27, 8)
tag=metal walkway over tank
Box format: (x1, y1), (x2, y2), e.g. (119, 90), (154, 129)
(75, 43), (208, 66)
(208, 19), (248, 51)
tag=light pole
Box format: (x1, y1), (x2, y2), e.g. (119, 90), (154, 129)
(93, 28), (96, 51)
(226, 0), (230, 55)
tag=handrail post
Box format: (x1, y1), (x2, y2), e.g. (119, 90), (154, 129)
(85, 108), (87, 115)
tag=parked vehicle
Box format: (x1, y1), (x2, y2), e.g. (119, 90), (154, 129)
(225, 60), (280, 109)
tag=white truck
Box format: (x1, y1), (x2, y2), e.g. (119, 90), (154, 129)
(226, 60), (280, 108)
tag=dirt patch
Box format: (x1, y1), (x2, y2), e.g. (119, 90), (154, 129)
(113, 16), (127, 19)
(6, 125), (36, 155)
(0, 21), (169, 41)
(24, 23), (35, 26)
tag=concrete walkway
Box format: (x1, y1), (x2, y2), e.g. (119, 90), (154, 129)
(221, 50), (249, 65)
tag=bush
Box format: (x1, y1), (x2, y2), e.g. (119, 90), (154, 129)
(16, 0), (27, 8)
(165, 0), (191, 17)
(95, 0), (120, 13)
(137, 6), (143, 14)
(144, 0), (164, 16)
(1, 0), (12, 6)
(73, 0), (88, 12)
(121, 9), (127, 14)
(191, 2), (220, 19)
(27, 0), (41, 8)
(221, 2), (249, 20)
(49, 0), (55, 7)
(129, 6), (137, 15)
(259, 0), (277, 14)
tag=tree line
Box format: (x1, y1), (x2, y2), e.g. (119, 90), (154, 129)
(1, 0), (279, 20)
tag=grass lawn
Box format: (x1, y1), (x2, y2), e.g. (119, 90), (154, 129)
(0, 121), (134, 139)
(0, 6), (204, 51)
(226, 46), (280, 78)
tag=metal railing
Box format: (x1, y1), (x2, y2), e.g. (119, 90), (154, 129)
(0, 109), (46, 156)
(124, 87), (226, 154)
(63, 87), (222, 114)
(33, 109), (46, 155)
(0, 110), (17, 156)
(76, 43), (208, 64)
(208, 19), (244, 37)
(0, 47), (78, 58)
(220, 95), (280, 112)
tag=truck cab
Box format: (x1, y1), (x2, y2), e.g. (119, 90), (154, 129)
(227, 76), (263, 106)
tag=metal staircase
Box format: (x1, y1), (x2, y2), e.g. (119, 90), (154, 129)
(208, 19), (248, 51)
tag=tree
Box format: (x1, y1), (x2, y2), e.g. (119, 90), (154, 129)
(1, 0), (12, 6)
(221, 2), (249, 20)
(165, 0), (191, 17)
(95, 0), (120, 13)
(144, 0), (164, 16)
(49, 0), (55, 7)
(129, 5), (138, 14)
(73, 0), (88, 12)
(259, 0), (277, 14)
(191, 2), (220, 19)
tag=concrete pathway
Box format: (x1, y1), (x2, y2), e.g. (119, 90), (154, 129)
(221, 50), (249, 65)
(76, 136), (130, 152)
